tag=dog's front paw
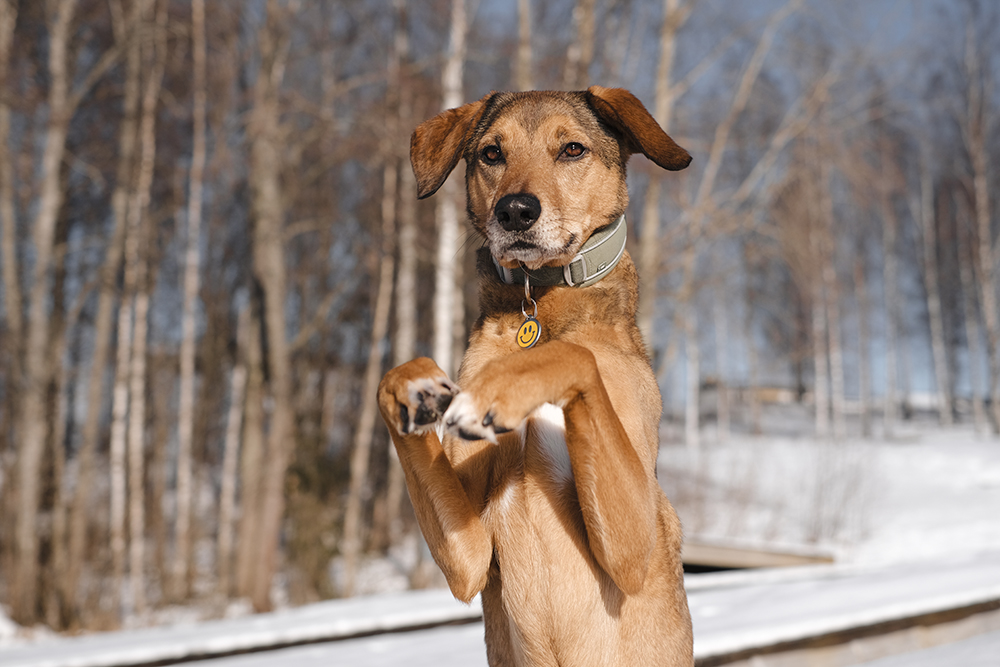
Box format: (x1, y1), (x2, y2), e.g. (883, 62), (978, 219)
(442, 393), (515, 444)
(378, 358), (460, 436)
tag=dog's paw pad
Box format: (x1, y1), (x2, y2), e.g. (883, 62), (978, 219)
(402, 377), (460, 434)
(443, 393), (497, 444)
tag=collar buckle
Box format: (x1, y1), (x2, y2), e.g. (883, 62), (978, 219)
(562, 253), (587, 287)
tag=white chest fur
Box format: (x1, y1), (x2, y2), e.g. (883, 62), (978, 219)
(527, 402), (573, 485)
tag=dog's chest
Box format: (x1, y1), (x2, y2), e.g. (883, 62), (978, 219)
(524, 402), (573, 485)
(487, 402), (574, 522)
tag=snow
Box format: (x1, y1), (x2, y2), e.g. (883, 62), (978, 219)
(2, 421), (999, 666)
(855, 630), (1000, 667)
(659, 420), (1000, 566)
(0, 589), (482, 667)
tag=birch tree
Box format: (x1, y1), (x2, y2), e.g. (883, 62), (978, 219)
(563, 0), (595, 89)
(961, 18), (1000, 434)
(637, 0), (693, 348)
(12, 0), (79, 624)
(676, 0), (802, 447)
(906, 151), (952, 425)
(66, 0), (139, 617)
(955, 193), (989, 435)
(124, 0), (166, 615)
(516, 0), (532, 92)
(0, 0), (18, 378)
(432, 0), (467, 378)
(341, 18), (401, 595)
(248, 0), (296, 611)
(173, 0), (208, 600)
(879, 186), (902, 438)
(385, 0), (414, 547)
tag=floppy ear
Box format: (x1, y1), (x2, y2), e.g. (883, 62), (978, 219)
(410, 97), (488, 199)
(585, 85), (692, 171)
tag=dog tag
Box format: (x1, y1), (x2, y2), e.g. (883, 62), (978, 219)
(518, 268), (541, 349)
(517, 315), (541, 349)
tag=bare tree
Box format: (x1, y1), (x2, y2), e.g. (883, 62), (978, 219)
(432, 0), (467, 378)
(172, 0), (208, 599)
(66, 0), (140, 618)
(341, 18), (402, 595)
(516, 0), (533, 91)
(637, 0), (693, 348)
(385, 0), (415, 551)
(854, 240), (873, 437)
(817, 150), (845, 439)
(12, 0), (79, 624)
(910, 150), (953, 425)
(235, 300), (265, 600)
(677, 0), (802, 447)
(123, 0), (167, 616)
(563, 0), (595, 89)
(879, 185), (902, 438)
(955, 192), (989, 435)
(0, 0), (18, 372)
(961, 18), (1000, 434)
(217, 350), (246, 596)
(248, 0), (297, 611)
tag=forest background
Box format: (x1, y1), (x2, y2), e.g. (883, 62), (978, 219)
(0, 0), (998, 635)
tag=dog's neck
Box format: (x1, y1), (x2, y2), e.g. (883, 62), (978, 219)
(491, 214), (627, 289)
(473, 244), (647, 359)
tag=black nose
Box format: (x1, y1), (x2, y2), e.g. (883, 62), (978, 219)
(494, 194), (541, 232)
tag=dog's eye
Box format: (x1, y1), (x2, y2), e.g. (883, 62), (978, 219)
(482, 145), (503, 165)
(561, 142), (586, 159)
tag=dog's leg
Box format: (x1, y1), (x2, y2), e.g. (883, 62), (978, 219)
(443, 341), (658, 595)
(377, 357), (493, 602)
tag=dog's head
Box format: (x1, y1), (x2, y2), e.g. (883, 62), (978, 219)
(410, 86), (691, 271)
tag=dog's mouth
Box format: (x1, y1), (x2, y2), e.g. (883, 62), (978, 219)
(490, 230), (580, 270)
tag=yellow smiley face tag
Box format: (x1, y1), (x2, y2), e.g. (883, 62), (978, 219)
(517, 316), (541, 349)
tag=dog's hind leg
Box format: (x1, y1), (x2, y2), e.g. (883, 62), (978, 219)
(377, 357), (493, 602)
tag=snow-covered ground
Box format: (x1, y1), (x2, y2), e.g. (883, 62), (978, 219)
(2, 417), (999, 666)
(856, 629), (1000, 667)
(660, 417), (1000, 566)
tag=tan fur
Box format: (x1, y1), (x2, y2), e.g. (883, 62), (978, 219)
(378, 86), (694, 666)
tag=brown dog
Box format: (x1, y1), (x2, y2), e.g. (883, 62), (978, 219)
(377, 86), (693, 666)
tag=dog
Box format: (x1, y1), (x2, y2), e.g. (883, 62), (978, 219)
(377, 86), (693, 666)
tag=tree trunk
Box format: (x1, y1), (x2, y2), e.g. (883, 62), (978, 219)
(235, 298), (265, 599)
(68, 0), (140, 616)
(967, 114), (1000, 434)
(914, 155), (952, 425)
(515, 0), (532, 91)
(811, 280), (830, 438)
(956, 193), (988, 436)
(854, 245), (872, 437)
(44, 226), (71, 628)
(713, 286), (729, 443)
(818, 160), (845, 439)
(637, 0), (686, 349)
(384, 0), (412, 545)
(962, 19), (1000, 435)
(563, 0), (595, 89)
(342, 152), (397, 597)
(248, 0), (295, 611)
(684, 305), (700, 450)
(217, 360), (246, 596)
(12, 0), (77, 625)
(124, 0), (164, 617)
(433, 0), (467, 378)
(173, 0), (207, 600)
(108, 266), (133, 618)
(880, 193), (900, 438)
(0, 0), (19, 369)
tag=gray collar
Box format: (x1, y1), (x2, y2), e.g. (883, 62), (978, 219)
(492, 214), (627, 288)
